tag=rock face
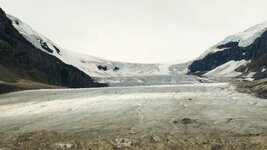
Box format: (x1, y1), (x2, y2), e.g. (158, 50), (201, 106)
(0, 8), (106, 88)
(97, 65), (109, 71)
(236, 78), (267, 98)
(188, 22), (267, 79)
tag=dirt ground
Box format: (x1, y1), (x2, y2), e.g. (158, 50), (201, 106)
(0, 131), (266, 150)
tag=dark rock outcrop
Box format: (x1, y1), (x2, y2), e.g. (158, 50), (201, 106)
(97, 65), (108, 71)
(113, 66), (120, 71)
(0, 8), (106, 88)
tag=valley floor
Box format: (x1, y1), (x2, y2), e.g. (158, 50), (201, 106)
(0, 83), (267, 149)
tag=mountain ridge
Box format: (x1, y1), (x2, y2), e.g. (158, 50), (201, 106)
(2, 6), (267, 94)
(188, 20), (267, 80)
(7, 14), (183, 78)
(0, 7), (106, 93)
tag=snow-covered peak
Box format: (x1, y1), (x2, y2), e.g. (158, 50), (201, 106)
(197, 20), (267, 60)
(7, 15), (176, 78)
(220, 20), (267, 47)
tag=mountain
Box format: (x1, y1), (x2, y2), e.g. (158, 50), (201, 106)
(7, 14), (179, 78)
(2, 8), (191, 90)
(0, 7), (106, 93)
(188, 21), (267, 80)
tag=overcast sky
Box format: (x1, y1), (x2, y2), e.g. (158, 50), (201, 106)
(1, 0), (267, 63)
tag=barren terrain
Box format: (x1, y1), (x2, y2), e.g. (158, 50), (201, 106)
(0, 83), (266, 149)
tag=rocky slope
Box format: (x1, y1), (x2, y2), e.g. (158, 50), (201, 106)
(236, 78), (267, 98)
(188, 21), (267, 79)
(0, 7), (106, 92)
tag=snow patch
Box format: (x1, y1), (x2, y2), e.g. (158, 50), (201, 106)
(246, 72), (257, 78)
(204, 60), (250, 77)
